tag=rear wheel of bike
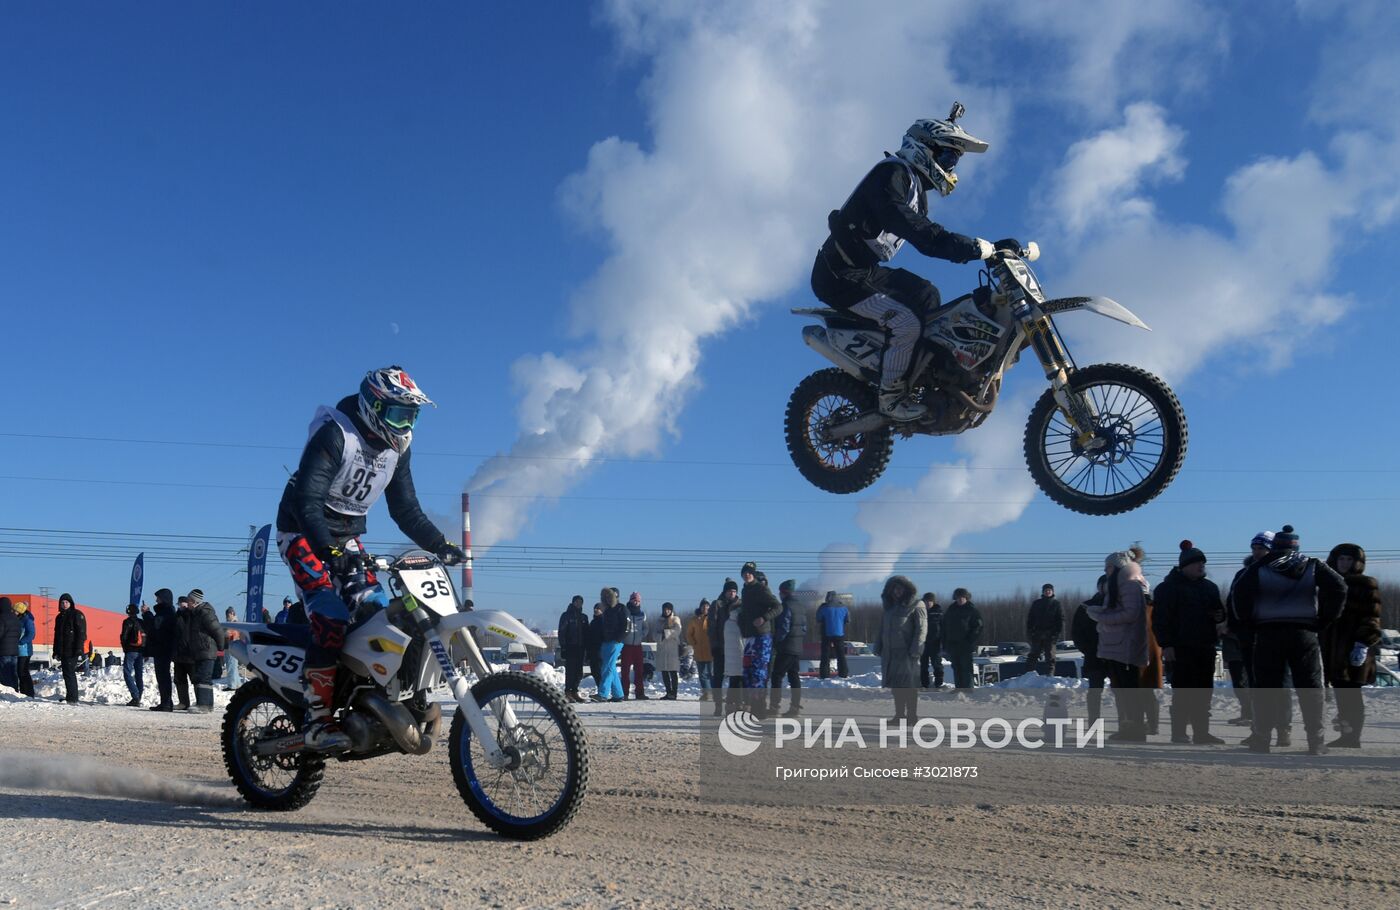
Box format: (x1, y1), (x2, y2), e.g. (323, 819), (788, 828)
(1024, 363), (1186, 515)
(785, 368), (893, 494)
(450, 671), (588, 840)
(222, 680), (324, 810)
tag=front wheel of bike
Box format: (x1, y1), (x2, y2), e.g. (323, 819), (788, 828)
(1024, 363), (1186, 515)
(449, 671), (588, 840)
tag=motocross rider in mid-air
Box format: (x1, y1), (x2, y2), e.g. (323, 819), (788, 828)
(812, 103), (1017, 422)
(275, 366), (465, 751)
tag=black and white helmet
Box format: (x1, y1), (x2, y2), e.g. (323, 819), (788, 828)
(895, 102), (989, 197)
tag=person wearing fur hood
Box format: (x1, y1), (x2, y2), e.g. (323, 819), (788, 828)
(1087, 546), (1153, 741)
(873, 575), (927, 723)
(1320, 543), (1383, 748)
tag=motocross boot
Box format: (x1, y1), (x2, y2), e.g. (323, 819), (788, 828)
(878, 381), (926, 422)
(302, 664), (351, 752)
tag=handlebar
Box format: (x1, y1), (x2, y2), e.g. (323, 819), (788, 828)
(987, 241), (1040, 263)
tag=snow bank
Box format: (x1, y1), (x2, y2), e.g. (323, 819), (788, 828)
(995, 674), (1087, 691)
(7, 664), (239, 710)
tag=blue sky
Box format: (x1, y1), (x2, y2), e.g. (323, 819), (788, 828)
(2, 1), (1396, 627)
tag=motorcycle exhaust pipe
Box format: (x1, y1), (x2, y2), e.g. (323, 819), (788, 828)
(824, 412), (888, 440)
(354, 691), (436, 755)
(254, 734), (307, 757)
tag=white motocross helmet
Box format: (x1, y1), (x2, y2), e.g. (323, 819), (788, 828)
(358, 366), (435, 454)
(895, 102), (989, 197)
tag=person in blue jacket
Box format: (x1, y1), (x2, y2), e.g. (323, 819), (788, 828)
(816, 591), (850, 679)
(15, 601), (36, 696)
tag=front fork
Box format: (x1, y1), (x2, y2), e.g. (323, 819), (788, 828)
(400, 593), (516, 769)
(1020, 311), (1101, 448)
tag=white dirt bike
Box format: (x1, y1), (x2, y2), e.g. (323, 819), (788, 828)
(785, 243), (1186, 515)
(222, 551), (587, 840)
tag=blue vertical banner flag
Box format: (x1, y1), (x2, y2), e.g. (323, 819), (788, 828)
(129, 552), (144, 607)
(245, 524), (272, 623)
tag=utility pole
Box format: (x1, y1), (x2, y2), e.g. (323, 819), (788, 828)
(237, 524), (255, 597)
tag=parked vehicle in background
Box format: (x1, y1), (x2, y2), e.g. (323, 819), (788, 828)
(1370, 663), (1400, 688)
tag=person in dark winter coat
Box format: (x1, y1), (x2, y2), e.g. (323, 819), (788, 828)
(1072, 576), (1108, 724)
(14, 601), (36, 696)
(0, 597), (21, 692)
(120, 604), (146, 706)
(738, 563), (782, 714)
(1320, 543), (1383, 748)
(172, 589), (223, 712)
(275, 596), (294, 624)
(557, 595), (588, 703)
(816, 591), (850, 679)
(52, 593), (86, 703)
(919, 593), (945, 688)
(1025, 584), (1063, 675)
(942, 589), (982, 689)
(709, 580), (740, 716)
(143, 588), (178, 711)
(873, 576), (927, 723)
(171, 596), (194, 709)
(1152, 542), (1225, 744)
(1227, 532), (1294, 747)
(768, 581), (805, 718)
(1232, 525), (1347, 755)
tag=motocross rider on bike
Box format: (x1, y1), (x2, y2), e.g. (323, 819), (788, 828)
(811, 104), (1015, 422)
(275, 366), (465, 751)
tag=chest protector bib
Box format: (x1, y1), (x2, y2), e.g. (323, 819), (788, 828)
(309, 406), (399, 518)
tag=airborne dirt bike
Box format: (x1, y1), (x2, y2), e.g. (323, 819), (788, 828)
(222, 551), (587, 840)
(785, 243), (1186, 515)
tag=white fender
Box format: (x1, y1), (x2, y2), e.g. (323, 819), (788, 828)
(1043, 295), (1151, 331)
(439, 609), (546, 650)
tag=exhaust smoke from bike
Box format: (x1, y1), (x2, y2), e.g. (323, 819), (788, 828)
(0, 750), (241, 807)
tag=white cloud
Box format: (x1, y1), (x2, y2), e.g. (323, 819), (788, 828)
(1048, 103), (1186, 237)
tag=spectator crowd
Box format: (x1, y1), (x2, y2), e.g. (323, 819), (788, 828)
(549, 523), (1388, 758)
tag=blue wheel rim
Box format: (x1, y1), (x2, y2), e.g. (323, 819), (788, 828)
(459, 688), (572, 825)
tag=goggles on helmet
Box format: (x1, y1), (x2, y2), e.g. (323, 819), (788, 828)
(933, 146), (962, 171)
(376, 401), (420, 430)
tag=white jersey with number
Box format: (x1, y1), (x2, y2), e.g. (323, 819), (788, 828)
(309, 406), (400, 518)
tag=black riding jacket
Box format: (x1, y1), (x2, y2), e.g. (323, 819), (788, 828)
(275, 396), (447, 558)
(820, 158), (982, 270)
